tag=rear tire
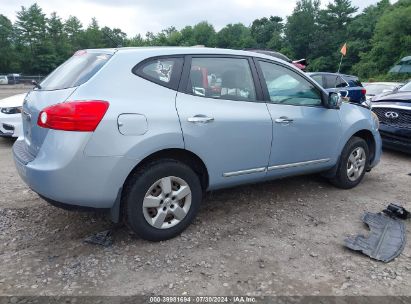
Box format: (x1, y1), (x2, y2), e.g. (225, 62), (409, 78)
(123, 159), (202, 241)
(330, 137), (369, 189)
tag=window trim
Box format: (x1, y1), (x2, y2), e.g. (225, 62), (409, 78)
(132, 56), (184, 91)
(178, 54), (265, 103)
(254, 58), (327, 108)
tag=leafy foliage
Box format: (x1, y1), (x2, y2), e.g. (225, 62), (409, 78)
(0, 1), (410, 80)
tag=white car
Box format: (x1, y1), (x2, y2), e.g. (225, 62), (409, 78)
(0, 93), (26, 138)
(0, 75), (8, 85)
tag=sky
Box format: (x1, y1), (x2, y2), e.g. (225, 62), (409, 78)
(0, 0), (387, 37)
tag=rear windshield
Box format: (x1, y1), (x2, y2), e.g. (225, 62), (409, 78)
(39, 51), (112, 90)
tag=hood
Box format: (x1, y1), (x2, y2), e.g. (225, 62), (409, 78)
(0, 93), (27, 108)
(372, 91), (411, 102)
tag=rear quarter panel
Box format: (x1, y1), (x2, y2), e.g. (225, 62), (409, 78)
(71, 51), (185, 161)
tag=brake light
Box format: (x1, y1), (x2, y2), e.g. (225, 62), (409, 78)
(37, 101), (109, 132)
(361, 88), (367, 95)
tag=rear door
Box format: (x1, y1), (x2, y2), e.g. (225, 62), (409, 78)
(175, 55), (273, 189)
(255, 60), (342, 177)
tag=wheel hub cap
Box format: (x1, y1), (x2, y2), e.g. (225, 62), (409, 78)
(347, 147), (366, 182)
(142, 176), (192, 229)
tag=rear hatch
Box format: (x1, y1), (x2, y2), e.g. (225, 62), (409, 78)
(22, 50), (114, 157)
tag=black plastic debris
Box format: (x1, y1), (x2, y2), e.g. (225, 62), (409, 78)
(84, 230), (113, 247)
(383, 203), (411, 220)
(345, 212), (406, 263)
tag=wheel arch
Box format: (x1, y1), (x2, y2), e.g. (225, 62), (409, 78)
(123, 148), (209, 193)
(112, 148), (209, 224)
(351, 129), (376, 166)
(322, 128), (376, 179)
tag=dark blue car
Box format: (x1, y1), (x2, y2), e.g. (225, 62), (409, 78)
(307, 72), (366, 104)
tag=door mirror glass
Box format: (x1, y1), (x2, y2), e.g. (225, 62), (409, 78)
(328, 92), (343, 109)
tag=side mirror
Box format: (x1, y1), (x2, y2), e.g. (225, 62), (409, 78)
(327, 92), (343, 109)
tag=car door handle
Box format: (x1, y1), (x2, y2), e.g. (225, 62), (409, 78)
(275, 117), (293, 124)
(187, 115), (214, 123)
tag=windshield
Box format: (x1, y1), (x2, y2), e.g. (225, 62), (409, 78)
(39, 51), (112, 90)
(399, 82), (411, 92)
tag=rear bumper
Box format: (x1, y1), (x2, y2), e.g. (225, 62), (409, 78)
(379, 125), (411, 153)
(13, 134), (137, 209)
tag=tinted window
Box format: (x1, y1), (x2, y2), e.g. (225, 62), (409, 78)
(336, 76), (348, 88)
(187, 57), (256, 102)
(323, 75), (337, 89)
(259, 61), (322, 106)
(134, 57), (183, 90)
(310, 75), (324, 86)
(40, 51), (112, 90)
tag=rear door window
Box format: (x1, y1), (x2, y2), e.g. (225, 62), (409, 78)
(323, 75), (337, 89)
(186, 57), (257, 102)
(40, 51), (112, 90)
(310, 75), (324, 87)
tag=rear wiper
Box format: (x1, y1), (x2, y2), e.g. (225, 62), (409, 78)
(31, 80), (42, 90)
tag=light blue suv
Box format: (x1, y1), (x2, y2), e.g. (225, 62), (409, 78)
(13, 47), (381, 241)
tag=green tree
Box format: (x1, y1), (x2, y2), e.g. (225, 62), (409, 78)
(284, 0), (321, 60)
(0, 15), (15, 72)
(216, 23), (254, 49)
(192, 21), (216, 46)
(101, 26), (127, 47)
(180, 26), (196, 46)
(64, 16), (84, 53)
(309, 0), (358, 72)
(353, 0), (411, 78)
(344, 0), (390, 74)
(14, 3), (51, 74)
(250, 16), (283, 49)
(83, 18), (105, 48)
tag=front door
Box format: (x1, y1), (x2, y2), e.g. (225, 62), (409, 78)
(256, 60), (343, 177)
(176, 56), (273, 189)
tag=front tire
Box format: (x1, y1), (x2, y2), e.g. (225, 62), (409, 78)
(330, 137), (369, 189)
(124, 159), (202, 241)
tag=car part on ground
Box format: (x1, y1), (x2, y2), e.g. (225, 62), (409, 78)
(383, 203), (411, 220)
(0, 93), (26, 138)
(84, 230), (113, 247)
(345, 212), (406, 263)
(12, 47), (381, 241)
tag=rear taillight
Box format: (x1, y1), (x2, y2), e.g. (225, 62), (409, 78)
(37, 101), (109, 132)
(361, 88), (367, 95)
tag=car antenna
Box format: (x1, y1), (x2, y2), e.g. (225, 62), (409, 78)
(102, 30), (122, 48)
